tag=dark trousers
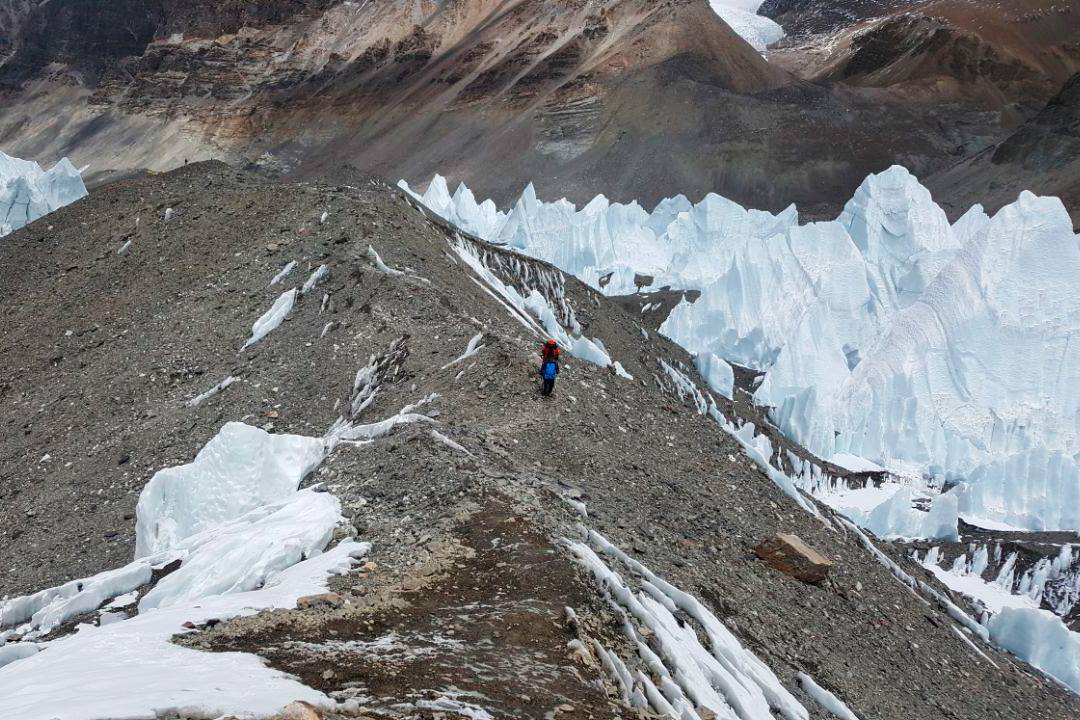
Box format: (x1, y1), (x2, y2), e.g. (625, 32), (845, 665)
(542, 378), (555, 396)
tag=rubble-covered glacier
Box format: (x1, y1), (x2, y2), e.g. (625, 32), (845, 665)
(399, 168), (1080, 541)
(0, 151), (87, 237)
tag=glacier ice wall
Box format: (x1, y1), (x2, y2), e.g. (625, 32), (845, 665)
(399, 168), (1080, 535)
(0, 151), (87, 237)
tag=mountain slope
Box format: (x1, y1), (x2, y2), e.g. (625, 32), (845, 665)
(0, 0), (1076, 216)
(928, 71), (1080, 225)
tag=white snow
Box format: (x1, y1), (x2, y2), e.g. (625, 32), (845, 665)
(0, 642), (39, 669)
(917, 549), (1038, 615)
(829, 453), (884, 473)
(416, 697), (495, 720)
(572, 527), (808, 720)
(401, 168), (1080, 538)
(0, 538), (364, 720)
(441, 332), (485, 369)
(185, 375), (238, 407)
(913, 542), (1080, 683)
(301, 263), (330, 294)
(697, 352), (734, 398)
(367, 244), (404, 275)
(430, 429), (472, 455)
(451, 236), (631, 375)
(135, 422), (326, 557)
(269, 261), (297, 286)
(241, 288), (297, 350)
(0, 151), (87, 237)
(861, 487), (959, 542)
(1, 559), (153, 635)
(988, 607), (1080, 693)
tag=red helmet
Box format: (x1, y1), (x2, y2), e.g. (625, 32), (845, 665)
(546, 339), (557, 346)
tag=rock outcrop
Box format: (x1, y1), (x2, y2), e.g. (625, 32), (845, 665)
(754, 533), (834, 584)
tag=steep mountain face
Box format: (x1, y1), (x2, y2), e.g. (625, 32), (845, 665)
(0, 0), (1076, 216)
(993, 71), (1080, 170)
(2, 161), (1080, 720)
(767, 0), (1078, 104)
(928, 71), (1080, 225)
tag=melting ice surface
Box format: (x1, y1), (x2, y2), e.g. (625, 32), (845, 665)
(0, 151), (87, 237)
(399, 169), (1080, 539)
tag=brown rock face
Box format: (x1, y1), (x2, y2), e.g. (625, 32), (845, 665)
(754, 533), (833, 584)
(0, 0), (1077, 216)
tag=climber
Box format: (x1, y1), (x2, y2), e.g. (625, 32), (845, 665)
(539, 338), (560, 396)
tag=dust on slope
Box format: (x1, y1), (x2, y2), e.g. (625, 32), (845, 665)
(3, 162), (1080, 719)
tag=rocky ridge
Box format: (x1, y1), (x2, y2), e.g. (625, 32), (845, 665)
(1, 162), (1079, 719)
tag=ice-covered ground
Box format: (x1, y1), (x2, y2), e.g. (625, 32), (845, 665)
(0, 409), (418, 718)
(0, 151), (87, 237)
(399, 169), (1080, 541)
(571, 528), (811, 720)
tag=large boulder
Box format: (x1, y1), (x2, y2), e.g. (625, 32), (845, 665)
(754, 533), (833, 584)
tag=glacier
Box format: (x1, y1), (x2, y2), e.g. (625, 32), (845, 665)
(399, 167), (1080, 540)
(707, 0), (785, 52)
(0, 151), (87, 237)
